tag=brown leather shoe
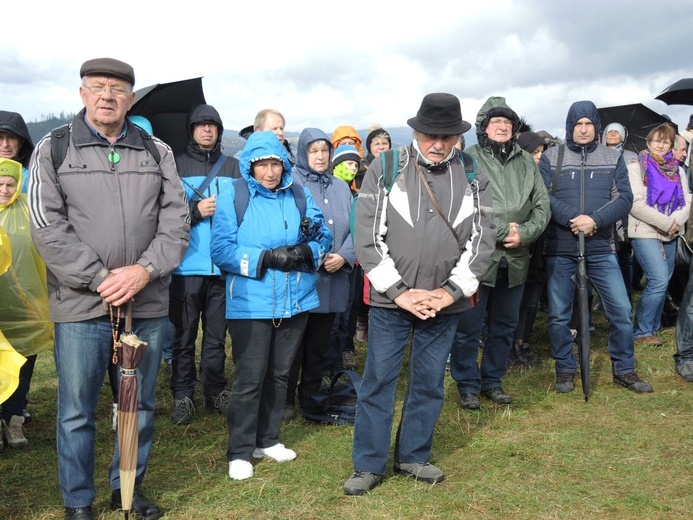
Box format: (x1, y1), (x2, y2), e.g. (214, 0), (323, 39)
(635, 335), (664, 347)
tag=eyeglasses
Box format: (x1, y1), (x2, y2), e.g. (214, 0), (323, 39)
(487, 118), (513, 128)
(651, 139), (672, 146)
(83, 85), (132, 98)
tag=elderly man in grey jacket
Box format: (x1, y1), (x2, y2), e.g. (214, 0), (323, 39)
(343, 93), (496, 495)
(28, 57), (190, 520)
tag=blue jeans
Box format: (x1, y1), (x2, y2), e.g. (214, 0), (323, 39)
(352, 307), (457, 475)
(546, 254), (634, 376)
(54, 316), (166, 508)
(450, 267), (525, 393)
(676, 254), (693, 366)
(631, 238), (675, 338)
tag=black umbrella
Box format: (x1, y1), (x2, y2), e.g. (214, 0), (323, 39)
(128, 77), (206, 155)
(656, 78), (693, 106)
(597, 103), (670, 155)
(575, 232), (590, 402)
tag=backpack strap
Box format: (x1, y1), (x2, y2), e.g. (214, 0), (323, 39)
(459, 150), (477, 183)
(380, 149), (400, 192)
(50, 124), (71, 172)
(192, 154), (227, 201)
(233, 178), (306, 226)
(50, 123), (161, 172)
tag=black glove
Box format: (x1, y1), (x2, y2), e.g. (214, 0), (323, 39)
(291, 244), (313, 264)
(262, 246), (298, 271)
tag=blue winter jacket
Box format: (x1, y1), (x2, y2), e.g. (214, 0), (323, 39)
(539, 101), (633, 256)
(293, 128), (356, 313)
(210, 131), (333, 319)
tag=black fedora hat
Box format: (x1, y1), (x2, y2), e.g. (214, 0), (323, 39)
(407, 93), (471, 135)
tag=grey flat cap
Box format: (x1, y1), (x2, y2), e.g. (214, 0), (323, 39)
(80, 57), (135, 86)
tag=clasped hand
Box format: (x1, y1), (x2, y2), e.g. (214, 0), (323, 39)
(264, 245), (313, 271)
(394, 288), (455, 320)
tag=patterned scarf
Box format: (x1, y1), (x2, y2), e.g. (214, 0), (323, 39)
(638, 149), (685, 215)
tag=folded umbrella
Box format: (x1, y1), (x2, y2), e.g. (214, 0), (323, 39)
(575, 231), (591, 402)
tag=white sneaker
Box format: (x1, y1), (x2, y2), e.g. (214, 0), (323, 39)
(2, 415), (28, 448)
(228, 459), (254, 480)
(252, 443), (296, 462)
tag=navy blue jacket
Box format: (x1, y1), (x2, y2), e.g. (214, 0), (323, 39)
(539, 101), (633, 256)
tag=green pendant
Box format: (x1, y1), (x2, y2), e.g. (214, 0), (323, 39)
(109, 151), (121, 164)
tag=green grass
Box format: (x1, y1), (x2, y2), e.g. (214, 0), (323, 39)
(2, 308), (693, 519)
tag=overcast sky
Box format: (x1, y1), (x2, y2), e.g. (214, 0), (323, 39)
(4, 0), (693, 141)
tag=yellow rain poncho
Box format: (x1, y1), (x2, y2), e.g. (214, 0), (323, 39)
(0, 158), (53, 361)
(0, 224), (26, 403)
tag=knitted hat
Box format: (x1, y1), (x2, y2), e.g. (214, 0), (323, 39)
(603, 123), (626, 143)
(517, 132), (545, 154)
(80, 57), (135, 86)
(332, 144), (361, 167)
(366, 127), (391, 154)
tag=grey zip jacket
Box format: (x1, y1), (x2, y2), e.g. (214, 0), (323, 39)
(27, 109), (190, 322)
(355, 144), (496, 314)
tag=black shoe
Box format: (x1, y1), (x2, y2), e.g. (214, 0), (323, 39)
(111, 488), (163, 520)
(554, 373), (575, 393)
(65, 506), (92, 520)
(204, 390), (231, 415)
(460, 393), (480, 410)
(613, 372), (653, 394)
(481, 387), (513, 405)
(171, 397), (194, 425)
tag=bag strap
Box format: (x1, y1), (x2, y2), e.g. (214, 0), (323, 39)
(414, 161), (463, 253)
(330, 369), (362, 394)
(233, 178), (306, 226)
(193, 154), (228, 201)
(380, 149), (400, 192)
(551, 144), (565, 195)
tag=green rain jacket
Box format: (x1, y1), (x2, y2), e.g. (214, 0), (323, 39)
(467, 96), (551, 288)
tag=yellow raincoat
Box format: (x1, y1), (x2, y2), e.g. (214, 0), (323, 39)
(0, 224), (26, 403)
(0, 158), (53, 360)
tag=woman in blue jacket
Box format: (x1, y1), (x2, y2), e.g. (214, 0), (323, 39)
(211, 131), (332, 480)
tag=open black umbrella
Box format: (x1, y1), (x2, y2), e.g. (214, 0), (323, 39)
(128, 77), (206, 155)
(575, 232), (591, 402)
(656, 78), (693, 106)
(597, 103), (670, 155)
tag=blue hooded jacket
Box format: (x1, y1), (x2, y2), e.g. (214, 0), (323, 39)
(210, 131), (332, 319)
(539, 101), (633, 256)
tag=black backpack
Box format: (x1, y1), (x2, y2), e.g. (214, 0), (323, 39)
(301, 370), (361, 426)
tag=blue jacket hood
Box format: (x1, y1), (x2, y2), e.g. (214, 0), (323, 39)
(239, 131), (293, 190)
(296, 128), (333, 175)
(565, 101), (602, 152)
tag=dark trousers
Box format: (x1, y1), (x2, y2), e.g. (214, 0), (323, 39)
(226, 313), (308, 461)
(169, 275), (228, 400)
(325, 268), (358, 375)
(1, 354), (37, 420)
(287, 312), (336, 408)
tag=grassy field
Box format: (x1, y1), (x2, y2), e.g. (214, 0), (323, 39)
(1, 308), (692, 519)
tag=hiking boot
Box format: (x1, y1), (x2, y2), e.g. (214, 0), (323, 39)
(2, 415), (28, 448)
(282, 404), (296, 422)
(635, 335), (664, 347)
(460, 393), (480, 410)
(613, 372), (654, 393)
(555, 373), (575, 393)
(394, 462), (445, 484)
(481, 387), (513, 405)
(252, 443), (296, 462)
(676, 363), (693, 382)
(171, 397), (195, 425)
(355, 318), (368, 343)
(343, 471), (383, 495)
(205, 390), (232, 415)
(64, 506), (92, 519)
(111, 487), (163, 519)
(508, 340), (530, 368)
(342, 350), (356, 370)
(228, 459), (253, 480)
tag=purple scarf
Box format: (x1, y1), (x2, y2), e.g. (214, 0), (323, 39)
(638, 150), (685, 215)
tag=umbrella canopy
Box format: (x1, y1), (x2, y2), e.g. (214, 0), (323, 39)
(575, 232), (591, 402)
(117, 300), (147, 515)
(656, 78), (693, 106)
(128, 77), (206, 155)
(597, 103), (670, 155)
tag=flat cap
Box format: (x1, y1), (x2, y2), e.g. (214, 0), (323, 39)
(80, 57), (135, 86)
